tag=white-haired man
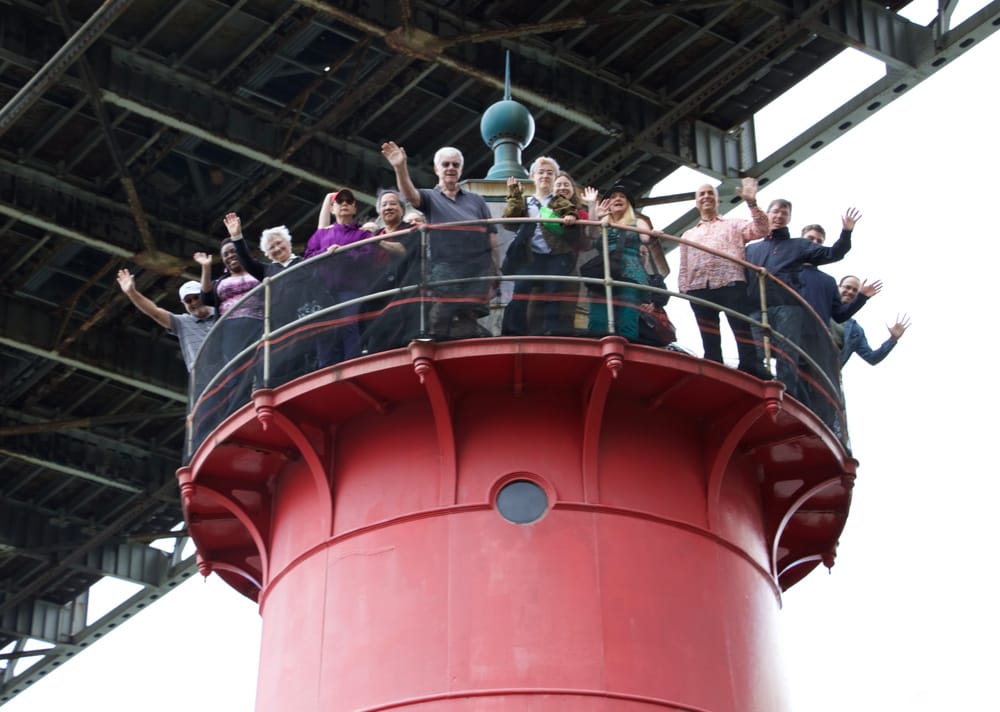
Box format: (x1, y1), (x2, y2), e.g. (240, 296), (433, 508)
(381, 141), (499, 339)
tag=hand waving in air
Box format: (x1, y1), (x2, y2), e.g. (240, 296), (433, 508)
(223, 212), (242, 238)
(380, 141), (407, 168)
(859, 279), (883, 298)
(888, 314), (911, 341)
(842, 207), (862, 231)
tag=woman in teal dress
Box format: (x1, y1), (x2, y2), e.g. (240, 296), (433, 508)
(587, 185), (658, 339)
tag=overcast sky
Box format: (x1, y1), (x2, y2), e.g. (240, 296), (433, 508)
(5, 2), (998, 710)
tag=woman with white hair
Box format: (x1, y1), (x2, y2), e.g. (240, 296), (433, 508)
(224, 213), (301, 279)
(222, 212), (306, 383)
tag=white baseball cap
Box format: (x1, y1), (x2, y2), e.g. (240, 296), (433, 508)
(178, 281), (202, 302)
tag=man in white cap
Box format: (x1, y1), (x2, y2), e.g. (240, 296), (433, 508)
(116, 268), (216, 372)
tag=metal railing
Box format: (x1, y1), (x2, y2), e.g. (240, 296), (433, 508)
(185, 217), (847, 459)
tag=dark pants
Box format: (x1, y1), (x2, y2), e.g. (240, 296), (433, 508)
(799, 322), (844, 436)
(316, 290), (362, 367)
(427, 259), (492, 339)
(502, 251), (576, 335)
(752, 304), (804, 399)
(686, 283), (761, 373)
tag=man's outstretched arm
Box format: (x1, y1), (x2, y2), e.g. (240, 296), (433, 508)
(116, 268), (171, 330)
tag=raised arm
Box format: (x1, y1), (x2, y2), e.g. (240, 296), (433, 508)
(194, 251), (214, 298)
(116, 268), (171, 330)
(317, 193), (335, 230)
(832, 279), (881, 323)
(581, 186), (600, 243)
(225, 212), (267, 281)
(736, 177), (769, 241)
(381, 141), (421, 208)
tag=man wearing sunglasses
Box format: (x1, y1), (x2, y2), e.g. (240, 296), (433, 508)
(381, 141), (499, 339)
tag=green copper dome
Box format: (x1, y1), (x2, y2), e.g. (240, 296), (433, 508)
(480, 99), (535, 148)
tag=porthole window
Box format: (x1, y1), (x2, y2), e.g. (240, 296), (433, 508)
(496, 479), (548, 524)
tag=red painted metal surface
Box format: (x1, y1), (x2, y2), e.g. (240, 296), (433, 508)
(179, 337), (855, 712)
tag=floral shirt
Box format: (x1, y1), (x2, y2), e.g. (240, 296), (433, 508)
(678, 207), (769, 293)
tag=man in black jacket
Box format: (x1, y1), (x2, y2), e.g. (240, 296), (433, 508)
(745, 200), (859, 400)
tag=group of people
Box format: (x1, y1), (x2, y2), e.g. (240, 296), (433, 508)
(677, 176), (910, 431)
(115, 143), (908, 446)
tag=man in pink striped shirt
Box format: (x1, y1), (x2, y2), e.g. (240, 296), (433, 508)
(679, 177), (770, 378)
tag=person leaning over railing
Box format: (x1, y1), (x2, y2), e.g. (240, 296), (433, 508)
(304, 189), (376, 366)
(678, 177), (770, 379)
(500, 156), (582, 336)
(381, 141), (499, 340)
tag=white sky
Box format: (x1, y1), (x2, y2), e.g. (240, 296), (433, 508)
(5, 3), (999, 710)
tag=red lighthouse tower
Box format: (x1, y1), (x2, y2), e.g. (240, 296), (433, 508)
(178, 75), (853, 712)
(178, 331), (853, 711)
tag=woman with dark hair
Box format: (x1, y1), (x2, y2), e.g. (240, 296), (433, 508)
(554, 171), (596, 221)
(193, 238), (263, 431)
(195, 239), (262, 364)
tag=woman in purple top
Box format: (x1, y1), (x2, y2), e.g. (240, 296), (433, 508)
(304, 189), (375, 365)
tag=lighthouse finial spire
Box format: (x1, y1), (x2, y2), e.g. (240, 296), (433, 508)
(504, 50), (511, 101)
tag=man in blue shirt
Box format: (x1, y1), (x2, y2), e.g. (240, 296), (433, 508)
(835, 275), (910, 368)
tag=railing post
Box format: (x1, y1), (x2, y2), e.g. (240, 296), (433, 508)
(600, 221), (616, 335)
(418, 225), (429, 338)
(262, 276), (272, 388)
(758, 270), (772, 371)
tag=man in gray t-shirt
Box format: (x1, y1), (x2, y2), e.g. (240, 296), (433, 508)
(381, 141), (498, 339)
(116, 269), (216, 372)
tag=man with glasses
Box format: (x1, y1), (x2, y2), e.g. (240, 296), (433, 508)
(116, 268), (216, 373)
(381, 141), (499, 339)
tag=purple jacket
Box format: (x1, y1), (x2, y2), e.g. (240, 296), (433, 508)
(304, 223), (375, 292)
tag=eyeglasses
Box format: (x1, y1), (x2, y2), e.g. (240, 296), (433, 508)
(439, 161), (461, 168)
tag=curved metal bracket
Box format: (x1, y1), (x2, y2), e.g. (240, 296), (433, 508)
(254, 389), (334, 537)
(580, 337), (626, 503)
(409, 341), (457, 506)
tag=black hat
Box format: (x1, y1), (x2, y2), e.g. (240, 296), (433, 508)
(605, 183), (633, 206)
